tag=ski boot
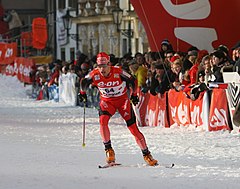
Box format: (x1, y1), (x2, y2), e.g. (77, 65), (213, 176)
(143, 153), (158, 166)
(105, 148), (115, 163)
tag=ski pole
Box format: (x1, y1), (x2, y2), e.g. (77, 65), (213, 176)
(82, 100), (86, 147)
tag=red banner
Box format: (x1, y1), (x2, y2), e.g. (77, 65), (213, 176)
(146, 94), (169, 127)
(208, 89), (231, 131)
(190, 92), (205, 126)
(146, 94), (159, 126)
(168, 90), (191, 126)
(0, 42), (17, 65)
(131, 0), (240, 52)
(32, 17), (48, 49)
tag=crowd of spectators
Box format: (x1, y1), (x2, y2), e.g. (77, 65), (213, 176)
(31, 39), (240, 104)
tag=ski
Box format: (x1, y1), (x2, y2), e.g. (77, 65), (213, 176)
(157, 163), (175, 168)
(98, 163), (174, 169)
(98, 162), (122, 169)
(142, 163), (174, 168)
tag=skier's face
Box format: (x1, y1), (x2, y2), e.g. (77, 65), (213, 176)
(97, 63), (110, 77)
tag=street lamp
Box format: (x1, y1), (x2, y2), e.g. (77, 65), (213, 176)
(62, 9), (73, 36)
(112, 6), (123, 32)
(112, 2), (133, 54)
(62, 9), (80, 44)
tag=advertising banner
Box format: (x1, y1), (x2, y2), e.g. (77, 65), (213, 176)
(131, 0), (240, 52)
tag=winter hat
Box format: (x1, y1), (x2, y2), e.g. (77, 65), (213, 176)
(170, 55), (180, 63)
(218, 45), (229, 56)
(212, 50), (225, 59)
(96, 52), (110, 65)
(198, 70), (205, 77)
(161, 39), (169, 46)
(81, 63), (89, 70)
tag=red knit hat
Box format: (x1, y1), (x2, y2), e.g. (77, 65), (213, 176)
(170, 55), (180, 63)
(96, 52), (110, 65)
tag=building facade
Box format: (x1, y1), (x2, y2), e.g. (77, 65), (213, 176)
(1, 0), (149, 62)
(56, 0), (149, 61)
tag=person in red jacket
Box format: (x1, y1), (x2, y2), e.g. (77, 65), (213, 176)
(79, 52), (158, 166)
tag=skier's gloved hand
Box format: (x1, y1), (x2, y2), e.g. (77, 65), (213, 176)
(130, 94), (139, 106)
(78, 91), (87, 102)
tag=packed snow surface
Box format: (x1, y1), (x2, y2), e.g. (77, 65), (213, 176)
(0, 75), (240, 189)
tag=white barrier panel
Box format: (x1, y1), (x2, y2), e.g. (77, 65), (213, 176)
(59, 72), (78, 106)
(223, 72), (240, 130)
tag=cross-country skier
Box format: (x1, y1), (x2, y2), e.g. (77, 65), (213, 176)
(79, 52), (158, 166)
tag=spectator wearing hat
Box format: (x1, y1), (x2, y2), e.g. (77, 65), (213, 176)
(211, 50), (228, 82)
(218, 44), (235, 66)
(196, 70), (205, 84)
(170, 55), (180, 64)
(189, 70), (209, 101)
(128, 58), (148, 89)
(169, 54), (180, 70)
(149, 63), (165, 95)
(160, 39), (173, 59)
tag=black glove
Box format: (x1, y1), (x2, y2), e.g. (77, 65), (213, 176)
(130, 95), (139, 106)
(78, 92), (87, 103)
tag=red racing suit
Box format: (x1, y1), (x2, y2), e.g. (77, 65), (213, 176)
(80, 66), (148, 150)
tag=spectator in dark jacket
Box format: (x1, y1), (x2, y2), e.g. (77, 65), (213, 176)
(211, 50), (226, 82)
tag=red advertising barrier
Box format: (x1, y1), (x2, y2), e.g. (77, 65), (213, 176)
(145, 88), (231, 131)
(208, 89), (231, 131)
(190, 93), (205, 126)
(4, 57), (35, 84)
(146, 93), (169, 127)
(146, 94), (159, 126)
(168, 90), (191, 126)
(0, 42), (17, 65)
(131, 0), (240, 52)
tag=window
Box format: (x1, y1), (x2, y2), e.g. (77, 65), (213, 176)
(58, 0), (65, 9)
(122, 38), (127, 56)
(69, 0), (77, 9)
(61, 48), (66, 61)
(70, 48), (75, 61)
